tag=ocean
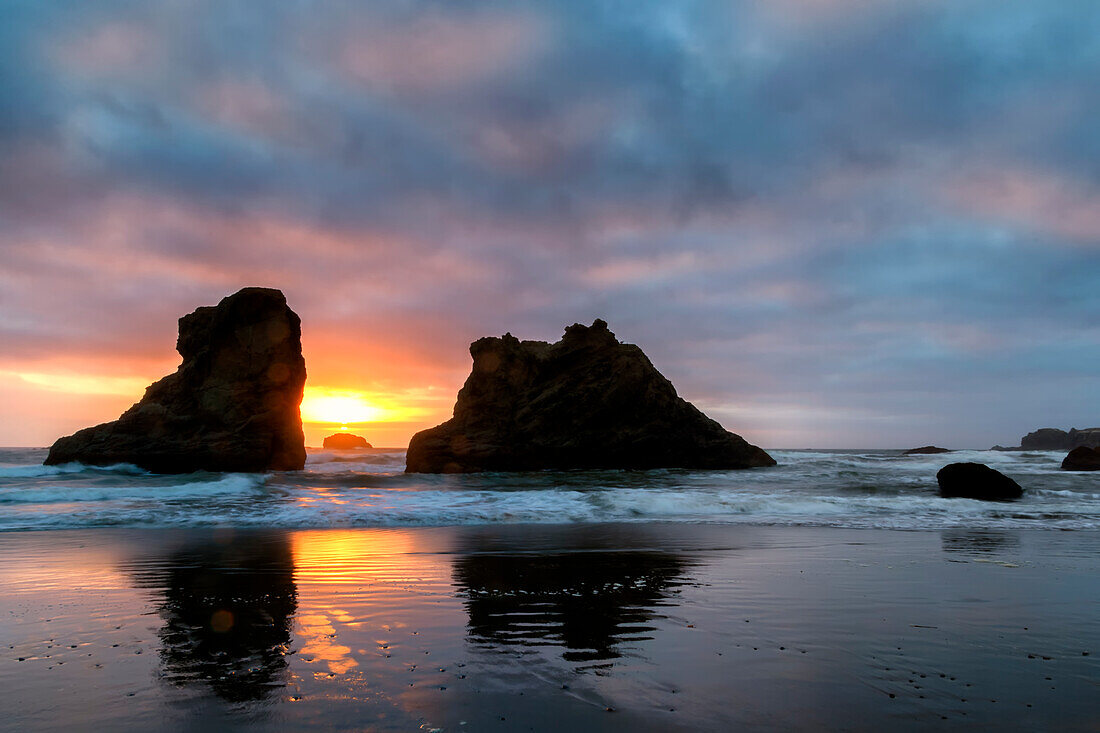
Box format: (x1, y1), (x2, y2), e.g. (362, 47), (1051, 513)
(2, 447), (1099, 730)
(1, 447), (1096, 532)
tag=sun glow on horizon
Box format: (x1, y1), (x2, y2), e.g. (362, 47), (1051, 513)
(300, 387), (392, 425)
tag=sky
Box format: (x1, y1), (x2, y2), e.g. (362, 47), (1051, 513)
(1, 0), (1099, 449)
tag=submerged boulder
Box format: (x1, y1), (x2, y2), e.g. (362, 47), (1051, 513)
(322, 433), (372, 450)
(936, 462), (1023, 501)
(45, 288), (307, 473)
(406, 319), (775, 473)
(904, 446), (951, 455)
(1062, 446), (1100, 471)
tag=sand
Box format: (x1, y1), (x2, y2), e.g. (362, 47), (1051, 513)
(1, 524), (1098, 731)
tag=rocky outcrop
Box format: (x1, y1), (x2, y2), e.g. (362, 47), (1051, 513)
(904, 446), (951, 455)
(45, 288), (307, 473)
(1062, 446), (1100, 471)
(322, 433), (372, 449)
(936, 463), (1023, 501)
(406, 319), (775, 473)
(1020, 427), (1100, 451)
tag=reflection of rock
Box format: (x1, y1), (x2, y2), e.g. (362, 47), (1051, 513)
(131, 534), (298, 702)
(936, 462), (1023, 501)
(454, 549), (690, 663)
(904, 446), (951, 455)
(322, 433), (372, 449)
(407, 319), (774, 473)
(1062, 446), (1100, 471)
(46, 288), (307, 473)
(941, 529), (1020, 554)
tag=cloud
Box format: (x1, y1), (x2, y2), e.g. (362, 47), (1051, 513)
(334, 10), (549, 94)
(1, 0), (1099, 447)
(947, 165), (1100, 244)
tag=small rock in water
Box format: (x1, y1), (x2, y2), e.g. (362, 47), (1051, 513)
(1062, 447), (1100, 471)
(936, 463), (1023, 500)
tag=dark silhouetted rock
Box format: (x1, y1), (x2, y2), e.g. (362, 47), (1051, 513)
(1062, 446), (1100, 471)
(45, 288), (306, 473)
(322, 433), (372, 449)
(406, 319), (775, 473)
(936, 462), (1023, 501)
(1020, 427), (1100, 451)
(904, 446), (951, 455)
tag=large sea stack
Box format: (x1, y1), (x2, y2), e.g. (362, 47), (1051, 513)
(45, 288), (307, 473)
(406, 319), (775, 473)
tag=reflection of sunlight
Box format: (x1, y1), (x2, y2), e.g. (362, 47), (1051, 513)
(297, 612), (359, 675)
(291, 530), (418, 585)
(289, 530), (450, 679)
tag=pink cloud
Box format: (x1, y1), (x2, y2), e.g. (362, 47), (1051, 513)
(582, 251), (700, 287)
(195, 79), (293, 137)
(50, 21), (159, 75)
(947, 166), (1100, 244)
(334, 11), (548, 93)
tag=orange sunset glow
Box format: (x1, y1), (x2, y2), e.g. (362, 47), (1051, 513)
(299, 385), (450, 447)
(0, 357), (459, 449)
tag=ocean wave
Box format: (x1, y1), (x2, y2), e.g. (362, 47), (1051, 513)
(0, 462), (148, 479)
(1, 447), (1098, 531)
(0, 473), (267, 505)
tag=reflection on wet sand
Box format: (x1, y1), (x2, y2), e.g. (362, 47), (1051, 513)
(454, 548), (691, 664)
(941, 529), (1021, 555)
(130, 533), (298, 702)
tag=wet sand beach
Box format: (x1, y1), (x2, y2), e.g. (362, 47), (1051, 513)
(2, 524), (1097, 731)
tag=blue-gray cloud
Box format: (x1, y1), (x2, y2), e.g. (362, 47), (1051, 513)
(1, 0), (1099, 447)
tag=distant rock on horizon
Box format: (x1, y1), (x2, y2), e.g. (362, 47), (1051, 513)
(405, 319), (775, 473)
(45, 288), (307, 473)
(322, 433), (372, 450)
(1019, 427), (1100, 451)
(904, 446), (951, 455)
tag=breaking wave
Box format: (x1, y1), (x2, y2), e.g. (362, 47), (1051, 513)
(1, 447), (1097, 531)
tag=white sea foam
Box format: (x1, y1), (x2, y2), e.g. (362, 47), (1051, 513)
(0, 462), (147, 478)
(0, 473), (267, 505)
(1, 447), (1097, 531)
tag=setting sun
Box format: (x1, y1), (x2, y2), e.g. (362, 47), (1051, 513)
(300, 388), (388, 425)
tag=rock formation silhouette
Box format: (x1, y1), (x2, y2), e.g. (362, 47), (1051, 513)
(1062, 446), (1100, 471)
(322, 433), (372, 449)
(45, 288), (306, 473)
(407, 319), (774, 473)
(936, 462), (1023, 500)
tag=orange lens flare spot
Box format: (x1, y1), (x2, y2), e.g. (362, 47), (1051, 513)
(210, 609), (234, 633)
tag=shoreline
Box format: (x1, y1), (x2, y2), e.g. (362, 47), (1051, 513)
(2, 523), (1098, 731)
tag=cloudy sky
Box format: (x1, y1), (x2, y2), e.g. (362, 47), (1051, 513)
(2, 0), (1098, 448)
